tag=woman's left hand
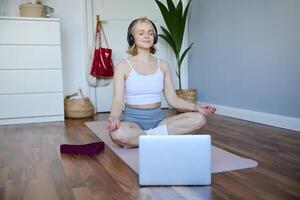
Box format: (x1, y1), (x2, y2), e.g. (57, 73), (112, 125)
(198, 104), (216, 115)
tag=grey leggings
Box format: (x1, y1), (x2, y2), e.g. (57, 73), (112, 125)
(122, 106), (166, 130)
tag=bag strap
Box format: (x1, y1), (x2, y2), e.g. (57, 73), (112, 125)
(98, 21), (110, 48)
(95, 22), (100, 49)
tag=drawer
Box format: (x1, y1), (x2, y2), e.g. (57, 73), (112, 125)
(0, 19), (60, 45)
(0, 69), (63, 94)
(0, 45), (62, 69)
(0, 93), (64, 119)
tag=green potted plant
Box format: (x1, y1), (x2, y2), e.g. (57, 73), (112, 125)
(155, 0), (197, 106)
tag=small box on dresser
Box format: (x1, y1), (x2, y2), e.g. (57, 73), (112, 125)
(0, 16), (64, 125)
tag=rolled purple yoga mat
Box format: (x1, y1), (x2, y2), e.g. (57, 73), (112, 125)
(60, 142), (105, 155)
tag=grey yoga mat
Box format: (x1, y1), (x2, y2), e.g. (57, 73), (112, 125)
(85, 121), (258, 173)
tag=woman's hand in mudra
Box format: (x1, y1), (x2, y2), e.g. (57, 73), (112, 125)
(107, 116), (120, 132)
(196, 104), (216, 115)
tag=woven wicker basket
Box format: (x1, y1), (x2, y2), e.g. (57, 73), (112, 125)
(19, 3), (43, 17)
(64, 97), (94, 119)
(175, 89), (197, 113)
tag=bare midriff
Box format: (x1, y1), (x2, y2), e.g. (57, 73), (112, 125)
(125, 102), (161, 109)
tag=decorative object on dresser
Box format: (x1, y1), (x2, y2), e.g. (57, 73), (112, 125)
(0, 16), (64, 125)
(19, 1), (54, 18)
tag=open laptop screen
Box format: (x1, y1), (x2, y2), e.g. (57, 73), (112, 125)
(139, 135), (211, 186)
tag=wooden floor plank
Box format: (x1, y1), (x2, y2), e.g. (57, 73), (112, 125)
(73, 186), (92, 200)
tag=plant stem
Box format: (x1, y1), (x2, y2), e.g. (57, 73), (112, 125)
(176, 56), (182, 90)
(178, 70), (182, 89)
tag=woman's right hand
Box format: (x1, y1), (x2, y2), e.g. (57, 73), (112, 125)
(107, 116), (120, 132)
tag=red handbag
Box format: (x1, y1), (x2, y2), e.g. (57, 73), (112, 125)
(90, 20), (114, 79)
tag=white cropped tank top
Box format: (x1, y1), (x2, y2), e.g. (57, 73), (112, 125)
(125, 58), (164, 105)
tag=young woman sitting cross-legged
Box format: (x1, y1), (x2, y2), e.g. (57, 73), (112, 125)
(106, 17), (216, 148)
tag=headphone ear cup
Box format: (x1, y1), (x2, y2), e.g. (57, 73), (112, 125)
(127, 34), (135, 46)
(150, 21), (158, 45)
(153, 35), (158, 44)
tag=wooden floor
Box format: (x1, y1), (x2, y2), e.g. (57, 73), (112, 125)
(0, 110), (300, 200)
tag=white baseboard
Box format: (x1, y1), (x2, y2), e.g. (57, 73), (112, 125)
(0, 115), (64, 126)
(200, 102), (300, 132)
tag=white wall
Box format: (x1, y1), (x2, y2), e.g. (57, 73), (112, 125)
(5, 0), (88, 96)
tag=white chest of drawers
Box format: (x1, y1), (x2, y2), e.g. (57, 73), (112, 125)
(0, 16), (64, 125)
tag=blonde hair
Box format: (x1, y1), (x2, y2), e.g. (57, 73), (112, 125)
(127, 17), (157, 56)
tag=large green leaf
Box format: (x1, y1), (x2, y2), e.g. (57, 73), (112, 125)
(176, 1), (183, 19)
(155, 0), (179, 45)
(178, 43), (194, 68)
(159, 34), (173, 50)
(159, 26), (178, 54)
(167, 0), (176, 15)
(176, 0), (191, 51)
(175, 1), (184, 50)
(181, 0), (192, 37)
(155, 0), (181, 51)
(166, 0), (180, 44)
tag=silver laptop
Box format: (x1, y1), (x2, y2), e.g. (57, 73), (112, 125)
(139, 135), (211, 186)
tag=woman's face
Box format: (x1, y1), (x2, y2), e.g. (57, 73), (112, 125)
(133, 22), (155, 49)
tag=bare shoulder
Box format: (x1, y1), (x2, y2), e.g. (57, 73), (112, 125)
(113, 59), (132, 80)
(114, 59), (131, 73)
(158, 58), (171, 74)
(115, 59), (128, 70)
